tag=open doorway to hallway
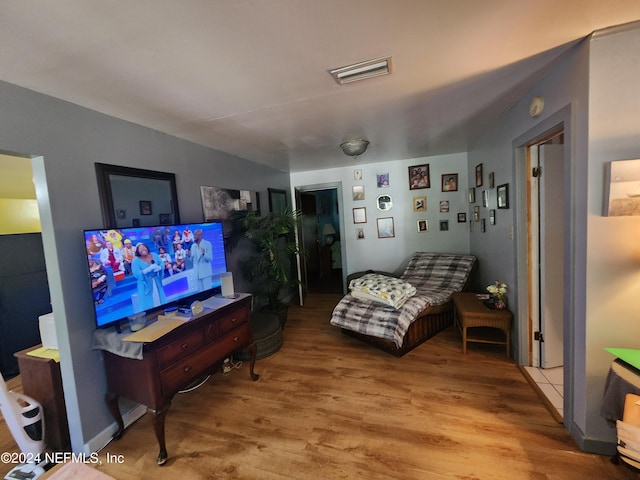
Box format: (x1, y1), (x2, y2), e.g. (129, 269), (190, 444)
(295, 185), (344, 296)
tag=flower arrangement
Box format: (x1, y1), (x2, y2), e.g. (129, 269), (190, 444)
(486, 281), (508, 309)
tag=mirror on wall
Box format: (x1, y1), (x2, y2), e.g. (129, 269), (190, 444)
(95, 163), (180, 229)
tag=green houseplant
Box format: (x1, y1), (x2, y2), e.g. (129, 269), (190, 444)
(238, 206), (305, 325)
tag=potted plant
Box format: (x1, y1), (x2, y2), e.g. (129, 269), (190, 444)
(237, 206), (305, 326)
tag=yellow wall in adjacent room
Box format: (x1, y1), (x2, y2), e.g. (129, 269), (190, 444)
(0, 198), (41, 234)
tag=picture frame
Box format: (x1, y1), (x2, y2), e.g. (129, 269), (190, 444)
(489, 171), (495, 189)
(268, 188), (287, 213)
(408, 164), (430, 190)
(132, 218), (140, 227)
(116, 209), (126, 220)
(139, 200), (152, 215)
(475, 163), (483, 187)
(468, 187), (476, 203)
(441, 173), (458, 192)
(353, 207), (367, 224)
(377, 172), (389, 188)
(376, 194), (393, 211)
(489, 209), (496, 225)
(354, 169), (363, 181)
(482, 190), (488, 208)
(473, 205), (480, 221)
(356, 228), (365, 239)
(497, 183), (509, 209)
(469, 219), (474, 232)
(603, 159), (640, 216)
(439, 220), (449, 231)
(159, 213), (171, 225)
(413, 195), (427, 212)
(352, 185), (365, 201)
(377, 217), (395, 238)
(481, 218), (486, 232)
(457, 212), (467, 223)
(439, 200), (449, 213)
(417, 220), (428, 232)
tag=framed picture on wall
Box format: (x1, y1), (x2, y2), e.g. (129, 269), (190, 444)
(413, 196), (427, 212)
(377, 172), (389, 188)
(475, 163), (483, 187)
(457, 212), (467, 223)
(497, 183), (509, 209)
(417, 220), (428, 232)
(469, 187), (476, 203)
(441, 173), (458, 192)
(356, 228), (365, 239)
(353, 207), (367, 224)
(408, 164), (430, 190)
(439, 200), (449, 213)
(354, 169), (363, 181)
(377, 217), (395, 238)
(139, 200), (152, 215)
(439, 220), (449, 231)
(352, 185), (365, 201)
(490, 209), (496, 225)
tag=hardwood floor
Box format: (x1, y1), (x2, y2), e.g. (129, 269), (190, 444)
(2, 294), (638, 479)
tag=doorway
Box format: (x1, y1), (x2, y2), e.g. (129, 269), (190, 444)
(294, 183), (345, 296)
(524, 130), (566, 419)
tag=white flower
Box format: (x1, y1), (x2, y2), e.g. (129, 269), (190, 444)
(486, 281), (507, 298)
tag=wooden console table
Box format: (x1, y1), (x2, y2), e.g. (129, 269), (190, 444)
(101, 295), (258, 465)
(452, 292), (513, 358)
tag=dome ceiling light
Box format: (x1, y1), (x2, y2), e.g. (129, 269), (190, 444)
(340, 139), (369, 158)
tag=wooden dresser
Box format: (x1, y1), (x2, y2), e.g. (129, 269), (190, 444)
(103, 295), (258, 465)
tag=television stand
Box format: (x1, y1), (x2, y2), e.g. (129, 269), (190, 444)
(102, 294), (257, 465)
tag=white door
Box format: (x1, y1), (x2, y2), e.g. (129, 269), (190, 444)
(538, 144), (565, 368)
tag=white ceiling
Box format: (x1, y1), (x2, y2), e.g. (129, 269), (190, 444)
(1, 1), (640, 178)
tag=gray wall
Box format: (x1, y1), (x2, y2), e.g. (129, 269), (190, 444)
(0, 80), (290, 451)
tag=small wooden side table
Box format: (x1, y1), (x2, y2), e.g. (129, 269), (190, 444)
(452, 292), (513, 358)
(14, 345), (71, 451)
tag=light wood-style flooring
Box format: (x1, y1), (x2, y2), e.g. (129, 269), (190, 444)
(1, 294), (638, 479)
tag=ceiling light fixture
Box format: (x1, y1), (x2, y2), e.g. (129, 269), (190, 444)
(329, 56), (392, 85)
(340, 139), (369, 158)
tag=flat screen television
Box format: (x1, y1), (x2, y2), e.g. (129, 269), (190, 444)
(84, 221), (227, 329)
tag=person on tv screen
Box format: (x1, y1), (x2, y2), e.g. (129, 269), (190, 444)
(189, 228), (213, 291)
(172, 242), (187, 274)
(100, 241), (124, 274)
(132, 243), (166, 310)
(88, 256), (108, 305)
(121, 239), (136, 276)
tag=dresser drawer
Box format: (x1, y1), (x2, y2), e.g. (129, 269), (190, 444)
(156, 329), (204, 369)
(159, 351), (211, 396)
(217, 307), (249, 336)
(217, 324), (252, 357)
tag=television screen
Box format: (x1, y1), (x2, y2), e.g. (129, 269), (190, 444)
(84, 222), (227, 329)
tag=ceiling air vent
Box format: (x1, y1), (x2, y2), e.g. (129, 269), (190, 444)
(329, 56), (392, 85)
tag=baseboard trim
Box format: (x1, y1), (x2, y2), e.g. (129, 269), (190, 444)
(84, 403), (147, 454)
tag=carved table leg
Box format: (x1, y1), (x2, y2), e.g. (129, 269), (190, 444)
(247, 342), (260, 381)
(151, 402), (171, 466)
(105, 392), (125, 440)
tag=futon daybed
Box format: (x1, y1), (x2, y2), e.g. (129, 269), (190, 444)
(330, 252), (477, 356)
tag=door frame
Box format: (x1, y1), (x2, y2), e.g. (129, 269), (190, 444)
(513, 104), (575, 426)
(293, 181), (347, 304)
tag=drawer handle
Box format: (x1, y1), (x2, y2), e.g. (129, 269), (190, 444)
(231, 317), (237, 323)
(233, 336), (239, 343)
(181, 343), (189, 350)
(183, 365), (192, 373)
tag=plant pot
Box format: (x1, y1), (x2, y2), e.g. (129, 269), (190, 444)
(261, 304), (288, 329)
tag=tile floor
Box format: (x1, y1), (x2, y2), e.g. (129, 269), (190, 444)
(524, 366), (564, 419)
